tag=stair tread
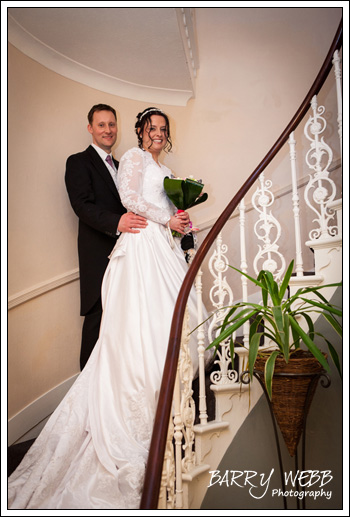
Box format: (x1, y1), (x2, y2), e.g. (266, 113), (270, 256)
(8, 439), (35, 477)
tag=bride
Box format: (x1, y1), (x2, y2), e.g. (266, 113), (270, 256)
(8, 107), (209, 509)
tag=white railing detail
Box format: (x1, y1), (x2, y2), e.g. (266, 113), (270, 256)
(208, 232), (234, 314)
(158, 416), (175, 509)
(332, 50), (342, 160)
(252, 172), (286, 281)
(195, 268), (208, 424)
(239, 199), (250, 348)
(288, 132), (304, 277)
(304, 95), (338, 240)
(208, 232), (237, 385)
(171, 307), (196, 508)
(179, 308), (196, 475)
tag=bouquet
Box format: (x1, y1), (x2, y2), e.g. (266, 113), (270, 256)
(163, 176), (208, 214)
(163, 175), (208, 260)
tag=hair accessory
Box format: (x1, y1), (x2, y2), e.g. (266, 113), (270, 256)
(139, 108), (164, 121)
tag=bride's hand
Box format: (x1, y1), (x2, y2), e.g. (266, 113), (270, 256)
(175, 210), (190, 225)
(168, 215), (186, 234)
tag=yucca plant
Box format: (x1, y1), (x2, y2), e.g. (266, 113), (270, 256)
(207, 260), (342, 399)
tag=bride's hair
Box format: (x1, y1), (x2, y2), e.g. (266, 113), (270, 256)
(135, 107), (172, 153)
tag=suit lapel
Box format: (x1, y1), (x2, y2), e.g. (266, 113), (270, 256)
(87, 146), (121, 201)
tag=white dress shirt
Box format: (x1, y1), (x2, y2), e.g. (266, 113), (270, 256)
(92, 144), (118, 188)
(91, 144), (120, 235)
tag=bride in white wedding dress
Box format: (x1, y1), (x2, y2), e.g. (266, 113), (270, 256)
(8, 108), (209, 509)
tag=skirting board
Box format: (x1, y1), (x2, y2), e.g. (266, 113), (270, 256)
(8, 373), (79, 446)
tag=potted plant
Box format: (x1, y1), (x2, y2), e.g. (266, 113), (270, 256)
(207, 259), (342, 456)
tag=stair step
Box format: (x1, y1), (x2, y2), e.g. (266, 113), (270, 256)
(194, 420), (229, 434)
(182, 463), (211, 482)
(8, 439), (35, 477)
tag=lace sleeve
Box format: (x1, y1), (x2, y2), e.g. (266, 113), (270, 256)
(117, 148), (171, 225)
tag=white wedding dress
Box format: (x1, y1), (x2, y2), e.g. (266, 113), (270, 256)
(8, 147), (209, 509)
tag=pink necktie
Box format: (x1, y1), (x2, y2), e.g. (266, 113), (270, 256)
(106, 155), (114, 168)
(105, 155), (118, 188)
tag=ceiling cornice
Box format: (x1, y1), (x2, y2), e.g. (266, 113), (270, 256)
(8, 13), (195, 107)
(175, 8), (199, 95)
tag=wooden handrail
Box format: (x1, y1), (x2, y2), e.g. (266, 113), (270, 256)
(140, 20), (342, 509)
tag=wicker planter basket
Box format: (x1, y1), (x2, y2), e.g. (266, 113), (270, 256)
(254, 350), (326, 457)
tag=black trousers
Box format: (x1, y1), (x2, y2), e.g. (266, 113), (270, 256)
(80, 298), (102, 370)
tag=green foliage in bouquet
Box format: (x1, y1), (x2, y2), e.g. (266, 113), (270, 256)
(163, 177), (208, 211)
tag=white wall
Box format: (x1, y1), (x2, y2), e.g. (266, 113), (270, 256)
(165, 7), (342, 226)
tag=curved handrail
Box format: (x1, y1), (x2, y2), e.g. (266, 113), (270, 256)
(140, 20), (342, 509)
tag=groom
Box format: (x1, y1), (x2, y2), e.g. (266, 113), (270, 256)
(65, 104), (147, 370)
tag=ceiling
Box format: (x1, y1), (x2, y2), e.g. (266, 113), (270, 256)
(8, 7), (198, 106)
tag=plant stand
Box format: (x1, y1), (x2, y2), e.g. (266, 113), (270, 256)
(241, 369), (331, 510)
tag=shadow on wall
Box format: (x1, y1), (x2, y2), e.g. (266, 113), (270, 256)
(201, 287), (343, 510)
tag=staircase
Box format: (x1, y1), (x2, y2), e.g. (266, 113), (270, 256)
(159, 218), (342, 509)
(141, 24), (343, 510)
(184, 206), (342, 510)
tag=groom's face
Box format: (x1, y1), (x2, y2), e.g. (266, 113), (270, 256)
(88, 110), (117, 152)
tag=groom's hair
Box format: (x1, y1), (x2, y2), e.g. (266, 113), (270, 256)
(88, 104), (117, 125)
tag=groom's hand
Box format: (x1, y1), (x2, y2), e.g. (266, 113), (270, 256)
(118, 212), (148, 233)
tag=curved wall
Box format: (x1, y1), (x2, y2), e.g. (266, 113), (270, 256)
(7, 44), (155, 424)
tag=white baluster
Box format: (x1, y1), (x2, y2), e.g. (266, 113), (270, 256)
(251, 172), (286, 281)
(208, 232), (238, 385)
(179, 308), (195, 474)
(239, 199), (249, 348)
(332, 50), (342, 161)
(288, 132), (304, 276)
(304, 95), (338, 240)
(165, 308), (195, 510)
(158, 416), (175, 509)
(173, 366), (183, 509)
(195, 268), (208, 425)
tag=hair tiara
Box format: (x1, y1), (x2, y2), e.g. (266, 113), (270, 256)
(139, 108), (165, 121)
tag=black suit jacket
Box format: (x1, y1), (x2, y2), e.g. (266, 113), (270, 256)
(65, 145), (126, 315)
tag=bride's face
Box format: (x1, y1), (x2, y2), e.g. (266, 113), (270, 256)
(141, 115), (168, 154)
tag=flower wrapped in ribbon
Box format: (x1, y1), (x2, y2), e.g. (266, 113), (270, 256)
(164, 175), (208, 261)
